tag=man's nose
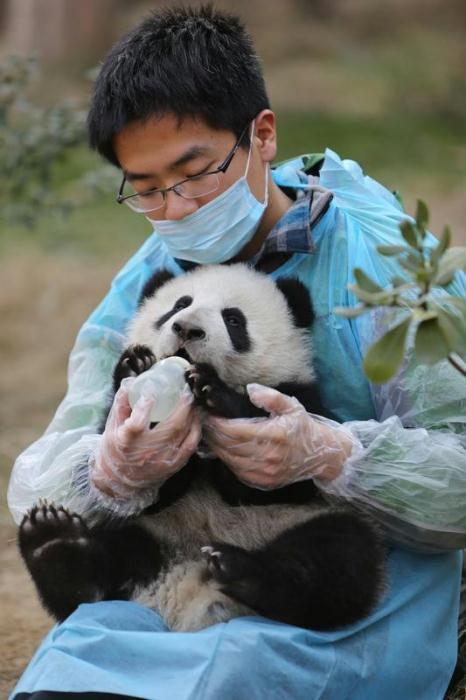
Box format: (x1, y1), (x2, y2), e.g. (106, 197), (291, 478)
(172, 320), (206, 341)
(163, 190), (198, 220)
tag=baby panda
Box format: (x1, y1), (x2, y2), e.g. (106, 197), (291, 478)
(19, 264), (385, 632)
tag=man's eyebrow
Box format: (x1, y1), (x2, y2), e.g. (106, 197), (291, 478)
(124, 145), (211, 181)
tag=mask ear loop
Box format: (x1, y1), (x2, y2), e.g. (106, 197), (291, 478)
(243, 121), (255, 178)
(262, 162), (270, 206)
(245, 120), (269, 206)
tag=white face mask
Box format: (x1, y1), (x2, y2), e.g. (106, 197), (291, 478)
(149, 124), (269, 264)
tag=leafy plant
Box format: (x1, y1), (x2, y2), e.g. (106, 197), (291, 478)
(0, 55), (118, 230)
(0, 55), (90, 228)
(335, 201), (466, 382)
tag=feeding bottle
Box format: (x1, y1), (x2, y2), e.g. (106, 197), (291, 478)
(127, 356), (192, 422)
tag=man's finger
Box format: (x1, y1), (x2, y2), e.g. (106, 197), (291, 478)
(247, 383), (301, 415)
(211, 449), (276, 488)
(204, 414), (285, 445)
(109, 385), (133, 426)
(203, 429), (274, 458)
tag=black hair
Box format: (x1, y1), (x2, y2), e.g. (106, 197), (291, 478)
(87, 4), (270, 166)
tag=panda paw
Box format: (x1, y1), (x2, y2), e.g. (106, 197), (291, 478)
(19, 501), (90, 563)
(186, 363), (268, 419)
(186, 363), (229, 414)
(18, 502), (105, 621)
(201, 543), (265, 602)
(114, 344), (156, 389)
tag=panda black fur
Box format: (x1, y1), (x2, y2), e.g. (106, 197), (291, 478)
(19, 264), (385, 632)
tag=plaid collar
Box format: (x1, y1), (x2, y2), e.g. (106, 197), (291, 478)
(249, 173), (333, 266)
(175, 170), (333, 272)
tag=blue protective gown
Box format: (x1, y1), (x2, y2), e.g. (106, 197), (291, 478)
(9, 149), (465, 699)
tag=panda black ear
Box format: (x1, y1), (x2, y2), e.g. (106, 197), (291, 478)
(275, 277), (314, 328)
(138, 269), (175, 306)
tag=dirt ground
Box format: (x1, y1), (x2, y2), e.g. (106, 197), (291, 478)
(0, 251), (116, 697)
(0, 525), (50, 697)
(0, 191), (465, 697)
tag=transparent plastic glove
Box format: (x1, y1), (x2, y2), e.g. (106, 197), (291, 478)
(203, 383), (359, 490)
(91, 382), (202, 501)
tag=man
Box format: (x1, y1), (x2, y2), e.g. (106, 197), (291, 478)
(9, 6), (466, 699)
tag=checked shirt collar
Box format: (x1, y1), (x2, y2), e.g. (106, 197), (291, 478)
(175, 169), (333, 272)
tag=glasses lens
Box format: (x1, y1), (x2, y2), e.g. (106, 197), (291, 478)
(177, 173), (220, 199)
(119, 172), (221, 213)
(124, 189), (165, 213)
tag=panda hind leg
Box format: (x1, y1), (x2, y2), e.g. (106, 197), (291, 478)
(18, 503), (161, 622)
(203, 510), (385, 630)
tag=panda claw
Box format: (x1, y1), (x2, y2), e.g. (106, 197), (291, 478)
(201, 546), (224, 577)
(201, 545), (215, 555)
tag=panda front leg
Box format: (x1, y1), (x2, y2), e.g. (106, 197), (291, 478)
(18, 502), (161, 622)
(113, 344), (156, 393)
(186, 363), (268, 418)
(202, 510), (385, 630)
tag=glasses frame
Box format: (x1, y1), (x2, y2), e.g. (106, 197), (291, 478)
(116, 122), (251, 213)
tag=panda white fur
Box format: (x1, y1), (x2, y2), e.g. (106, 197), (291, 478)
(19, 264), (385, 632)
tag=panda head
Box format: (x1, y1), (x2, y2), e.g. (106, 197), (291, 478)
(127, 264), (315, 389)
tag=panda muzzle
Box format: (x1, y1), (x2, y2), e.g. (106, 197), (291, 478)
(172, 320), (206, 342)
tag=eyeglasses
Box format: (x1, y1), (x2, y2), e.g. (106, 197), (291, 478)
(116, 123), (250, 215)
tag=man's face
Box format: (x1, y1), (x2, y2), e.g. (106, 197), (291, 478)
(113, 113), (271, 221)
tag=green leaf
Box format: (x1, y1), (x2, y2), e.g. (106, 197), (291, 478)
(431, 225), (451, 266)
(348, 284), (394, 305)
(377, 245), (408, 256)
(363, 316), (412, 383)
(391, 276), (406, 287)
(353, 268), (383, 293)
(415, 199), (429, 230)
(398, 255), (421, 274)
(400, 220), (419, 249)
(436, 307), (466, 358)
(412, 309), (438, 322)
(334, 305), (369, 319)
(415, 318), (450, 365)
(433, 247), (466, 286)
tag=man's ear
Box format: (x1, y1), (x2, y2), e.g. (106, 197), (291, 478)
(138, 269), (175, 305)
(254, 109), (277, 163)
(275, 277), (314, 328)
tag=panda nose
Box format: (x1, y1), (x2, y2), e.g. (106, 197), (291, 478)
(172, 321), (206, 341)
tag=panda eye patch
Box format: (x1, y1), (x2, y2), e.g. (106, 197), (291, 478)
(155, 295), (193, 329)
(222, 308), (244, 327)
(222, 307), (250, 352)
(173, 296), (193, 312)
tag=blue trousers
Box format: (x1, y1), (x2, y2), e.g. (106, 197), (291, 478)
(11, 548), (461, 700)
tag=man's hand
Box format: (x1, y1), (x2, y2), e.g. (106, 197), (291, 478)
(92, 384), (201, 499)
(203, 383), (356, 489)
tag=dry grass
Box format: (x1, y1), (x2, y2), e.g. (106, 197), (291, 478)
(0, 248), (120, 696)
(0, 248), (120, 517)
(0, 525), (50, 697)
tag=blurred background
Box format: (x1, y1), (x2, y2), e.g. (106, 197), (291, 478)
(0, 0), (465, 695)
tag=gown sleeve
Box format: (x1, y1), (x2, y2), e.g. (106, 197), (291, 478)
(314, 149), (466, 552)
(7, 235), (182, 525)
